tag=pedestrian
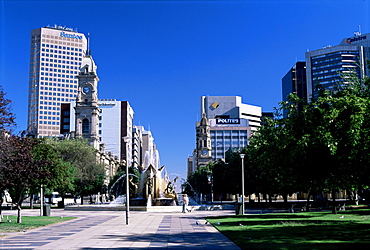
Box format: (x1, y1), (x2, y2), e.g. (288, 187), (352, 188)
(182, 194), (189, 213)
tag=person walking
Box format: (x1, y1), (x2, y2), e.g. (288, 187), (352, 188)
(182, 194), (189, 213)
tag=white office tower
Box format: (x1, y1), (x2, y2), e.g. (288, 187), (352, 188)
(191, 96), (262, 170)
(201, 96), (262, 131)
(27, 25), (87, 137)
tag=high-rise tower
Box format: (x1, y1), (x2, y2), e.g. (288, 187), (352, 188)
(305, 32), (370, 100)
(27, 25), (87, 137)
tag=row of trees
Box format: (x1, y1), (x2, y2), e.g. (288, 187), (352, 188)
(187, 73), (370, 213)
(0, 85), (106, 223)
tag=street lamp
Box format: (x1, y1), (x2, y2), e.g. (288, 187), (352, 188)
(207, 171), (213, 204)
(240, 154), (245, 215)
(123, 136), (130, 225)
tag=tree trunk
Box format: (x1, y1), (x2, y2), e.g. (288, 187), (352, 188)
(268, 193), (273, 204)
(283, 193), (288, 209)
(306, 192), (310, 212)
(332, 190), (337, 214)
(17, 205), (22, 223)
(0, 194), (3, 219)
(30, 192), (34, 209)
(81, 194), (84, 205)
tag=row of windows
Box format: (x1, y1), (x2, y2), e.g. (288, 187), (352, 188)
(312, 51), (358, 60)
(39, 101), (66, 106)
(312, 62), (353, 70)
(312, 67), (356, 76)
(41, 43), (83, 51)
(210, 131), (247, 136)
(40, 68), (78, 74)
(40, 63), (79, 70)
(42, 48), (82, 56)
(39, 121), (60, 125)
(40, 85), (76, 90)
(39, 77), (78, 83)
(40, 82), (77, 87)
(40, 95), (76, 100)
(39, 73), (77, 79)
(40, 111), (59, 115)
(41, 58), (81, 64)
(39, 116), (60, 120)
(41, 53), (81, 61)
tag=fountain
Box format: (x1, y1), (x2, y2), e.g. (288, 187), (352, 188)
(65, 147), (181, 212)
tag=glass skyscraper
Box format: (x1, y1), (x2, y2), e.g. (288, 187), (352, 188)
(305, 33), (370, 99)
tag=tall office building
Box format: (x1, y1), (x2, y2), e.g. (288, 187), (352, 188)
(282, 62), (307, 116)
(306, 32), (370, 99)
(27, 25), (87, 137)
(201, 96), (261, 131)
(282, 62), (307, 102)
(189, 96), (261, 175)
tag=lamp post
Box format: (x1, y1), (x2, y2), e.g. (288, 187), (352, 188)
(207, 171), (213, 204)
(240, 154), (245, 215)
(123, 136), (130, 225)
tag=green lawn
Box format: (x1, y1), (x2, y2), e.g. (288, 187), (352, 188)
(207, 209), (370, 249)
(0, 215), (75, 235)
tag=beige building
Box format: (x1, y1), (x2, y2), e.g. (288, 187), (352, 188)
(27, 25), (87, 137)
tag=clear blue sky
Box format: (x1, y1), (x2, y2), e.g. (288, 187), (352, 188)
(1, 0), (369, 183)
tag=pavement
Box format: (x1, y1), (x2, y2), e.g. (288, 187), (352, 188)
(0, 208), (241, 249)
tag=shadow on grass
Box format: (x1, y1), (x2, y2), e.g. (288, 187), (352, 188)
(208, 209), (370, 249)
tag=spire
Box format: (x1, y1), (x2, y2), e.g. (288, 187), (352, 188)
(200, 113), (209, 126)
(86, 32), (91, 56)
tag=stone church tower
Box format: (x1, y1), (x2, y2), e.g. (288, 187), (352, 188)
(196, 113), (212, 169)
(75, 52), (100, 150)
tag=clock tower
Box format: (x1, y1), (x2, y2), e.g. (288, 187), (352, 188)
(196, 113), (212, 169)
(75, 52), (100, 149)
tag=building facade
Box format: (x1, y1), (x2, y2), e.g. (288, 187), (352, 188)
(305, 33), (370, 99)
(27, 25), (87, 137)
(282, 61), (307, 102)
(189, 96), (261, 175)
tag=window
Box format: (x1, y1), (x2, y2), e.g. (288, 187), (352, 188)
(82, 118), (89, 134)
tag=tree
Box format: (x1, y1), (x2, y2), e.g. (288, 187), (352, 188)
(30, 140), (75, 207)
(48, 138), (106, 204)
(0, 85), (16, 133)
(0, 136), (53, 223)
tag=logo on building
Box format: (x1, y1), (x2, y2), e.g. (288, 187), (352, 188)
(60, 32), (83, 40)
(216, 118), (240, 124)
(346, 35), (367, 44)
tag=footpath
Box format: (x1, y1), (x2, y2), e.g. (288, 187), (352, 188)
(0, 208), (240, 249)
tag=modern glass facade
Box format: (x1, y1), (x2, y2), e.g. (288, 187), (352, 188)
(305, 33), (370, 100)
(208, 118), (250, 161)
(210, 129), (248, 160)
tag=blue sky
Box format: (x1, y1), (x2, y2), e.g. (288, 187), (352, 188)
(1, 0), (370, 184)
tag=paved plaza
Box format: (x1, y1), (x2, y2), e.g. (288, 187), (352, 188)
(0, 208), (240, 249)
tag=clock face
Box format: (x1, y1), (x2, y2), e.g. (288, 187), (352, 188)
(202, 149), (208, 155)
(83, 86), (91, 94)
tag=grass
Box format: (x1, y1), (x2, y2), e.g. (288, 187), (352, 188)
(207, 208), (370, 249)
(0, 215), (76, 235)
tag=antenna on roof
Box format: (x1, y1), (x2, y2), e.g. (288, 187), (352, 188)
(354, 25), (362, 36)
(86, 33), (91, 56)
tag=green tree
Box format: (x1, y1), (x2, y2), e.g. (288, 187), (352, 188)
(0, 85), (16, 217)
(30, 140), (75, 207)
(0, 136), (53, 223)
(0, 85), (16, 133)
(48, 138), (106, 204)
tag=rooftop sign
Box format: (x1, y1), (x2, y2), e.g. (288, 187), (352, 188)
(346, 35), (367, 44)
(216, 118), (240, 124)
(60, 31), (83, 40)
